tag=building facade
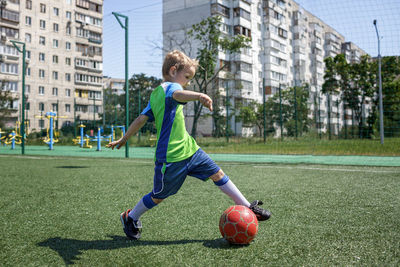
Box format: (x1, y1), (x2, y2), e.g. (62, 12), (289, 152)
(163, 0), (367, 137)
(0, 0), (103, 132)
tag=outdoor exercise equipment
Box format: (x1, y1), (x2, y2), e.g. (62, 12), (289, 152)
(72, 124), (92, 148)
(0, 128), (5, 145)
(4, 131), (22, 149)
(36, 112), (66, 150)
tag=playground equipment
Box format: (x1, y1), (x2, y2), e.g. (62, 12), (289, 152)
(4, 131), (22, 149)
(73, 124), (114, 151)
(72, 124), (92, 148)
(36, 112), (66, 150)
(111, 125), (125, 142)
(0, 128), (5, 145)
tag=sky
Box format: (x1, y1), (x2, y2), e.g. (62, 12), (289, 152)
(102, 0), (400, 80)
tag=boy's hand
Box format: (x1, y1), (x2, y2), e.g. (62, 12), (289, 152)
(106, 137), (127, 150)
(199, 93), (213, 112)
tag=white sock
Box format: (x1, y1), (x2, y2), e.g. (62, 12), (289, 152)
(128, 193), (157, 221)
(215, 175), (250, 207)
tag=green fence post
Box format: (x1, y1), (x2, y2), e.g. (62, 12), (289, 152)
(336, 99), (340, 138)
(327, 94), (331, 140)
(263, 78), (266, 143)
(294, 86), (298, 139)
(279, 83), (283, 141)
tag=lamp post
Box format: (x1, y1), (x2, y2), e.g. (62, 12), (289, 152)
(113, 12), (129, 157)
(373, 19), (384, 145)
(11, 40), (26, 155)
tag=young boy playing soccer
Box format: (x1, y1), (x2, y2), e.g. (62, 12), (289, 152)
(107, 50), (271, 240)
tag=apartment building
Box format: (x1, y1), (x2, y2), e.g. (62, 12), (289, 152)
(0, 0), (103, 132)
(163, 0), (367, 136)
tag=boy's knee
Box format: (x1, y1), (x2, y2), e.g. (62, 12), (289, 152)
(210, 169), (225, 182)
(151, 197), (164, 204)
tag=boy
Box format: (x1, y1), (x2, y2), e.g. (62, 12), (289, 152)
(107, 50), (271, 240)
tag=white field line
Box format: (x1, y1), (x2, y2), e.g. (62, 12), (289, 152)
(252, 165), (400, 173)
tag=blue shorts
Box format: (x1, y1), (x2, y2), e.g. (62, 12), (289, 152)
(151, 148), (220, 199)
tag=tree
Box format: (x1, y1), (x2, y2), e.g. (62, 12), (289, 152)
(263, 85), (311, 137)
(0, 80), (17, 128)
(101, 74), (161, 132)
(186, 16), (250, 138)
(349, 55), (375, 138)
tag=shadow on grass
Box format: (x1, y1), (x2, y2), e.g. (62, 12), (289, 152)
(56, 166), (89, 169)
(38, 236), (243, 265)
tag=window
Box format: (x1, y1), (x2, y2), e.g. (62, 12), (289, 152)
(1, 63), (18, 74)
(53, 39), (59, 48)
(66, 0), (72, 4)
(25, 33), (31, 43)
(52, 103), (58, 112)
(65, 104), (71, 112)
(25, 85), (31, 93)
(26, 51), (31, 59)
(52, 87), (58, 96)
(65, 88), (71, 97)
(65, 42), (71, 50)
(26, 0), (32, 10)
(39, 69), (45, 78)
(278, 27), (287, 38)
(233, 7), (251, 21)
(65, 73), (71, 81)
(52, 55), (58, 63)
(66, 11), (71, 19)
(53, 23), (59, 32)
(40, 20), (46, 29)
(25, 16), (32, 26)
(66, 26), (71, 35)
(236, 61), (252, 74)
(39, 53), (45, 62)
(26, 67), (31, 76)
(53, 7), (59, 16)
(234, 25), (251, 38)
(26, 102), (30, 111)
(52, 71), (58, 80)
(211, 3), (230, 18)
(39, 119), (44, 128)
(65, 57), (71, 65)
(40, 3), (46, 13)
(39, 86), (45, 95)
(39, 36), (45, 45)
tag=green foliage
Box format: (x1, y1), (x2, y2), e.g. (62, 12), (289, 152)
(187, 16), (250, 138)
(264, 85), (312, 137)
(102, 73), (161, 134)
(0, 83), (17, 128)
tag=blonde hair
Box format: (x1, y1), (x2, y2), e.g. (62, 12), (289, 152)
(162, 50), (198, 80)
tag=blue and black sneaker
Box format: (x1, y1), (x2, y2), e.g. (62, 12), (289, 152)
(120, 209), (142, 240)
(249, 200), (271, 221)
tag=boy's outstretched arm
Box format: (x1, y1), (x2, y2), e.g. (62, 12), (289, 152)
(173, 90), (213, 112)
(106, 114), (148, 150)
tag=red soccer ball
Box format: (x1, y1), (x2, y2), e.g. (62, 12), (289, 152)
(219, 205), (258, 244)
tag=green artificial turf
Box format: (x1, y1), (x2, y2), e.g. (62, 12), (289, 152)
(0, 155), (399, 266)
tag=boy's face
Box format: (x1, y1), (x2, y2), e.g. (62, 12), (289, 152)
(169, 66), (196, 88)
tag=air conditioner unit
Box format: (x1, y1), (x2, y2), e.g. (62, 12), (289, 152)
(1, 32), (6, 42)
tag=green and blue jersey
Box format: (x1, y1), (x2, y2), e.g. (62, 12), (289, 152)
(141, 82), (199, 163)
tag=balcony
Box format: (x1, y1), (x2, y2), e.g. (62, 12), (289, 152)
(233, 16), (251, 30)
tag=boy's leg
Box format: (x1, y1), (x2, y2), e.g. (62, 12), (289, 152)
(211, 170), (250, 207)
(128, 192), (160, 221)
(121, 193), (160, 240)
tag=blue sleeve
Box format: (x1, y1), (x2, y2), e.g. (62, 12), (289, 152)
(140, 102), (154, 122)
(166, 83), (187, 105)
